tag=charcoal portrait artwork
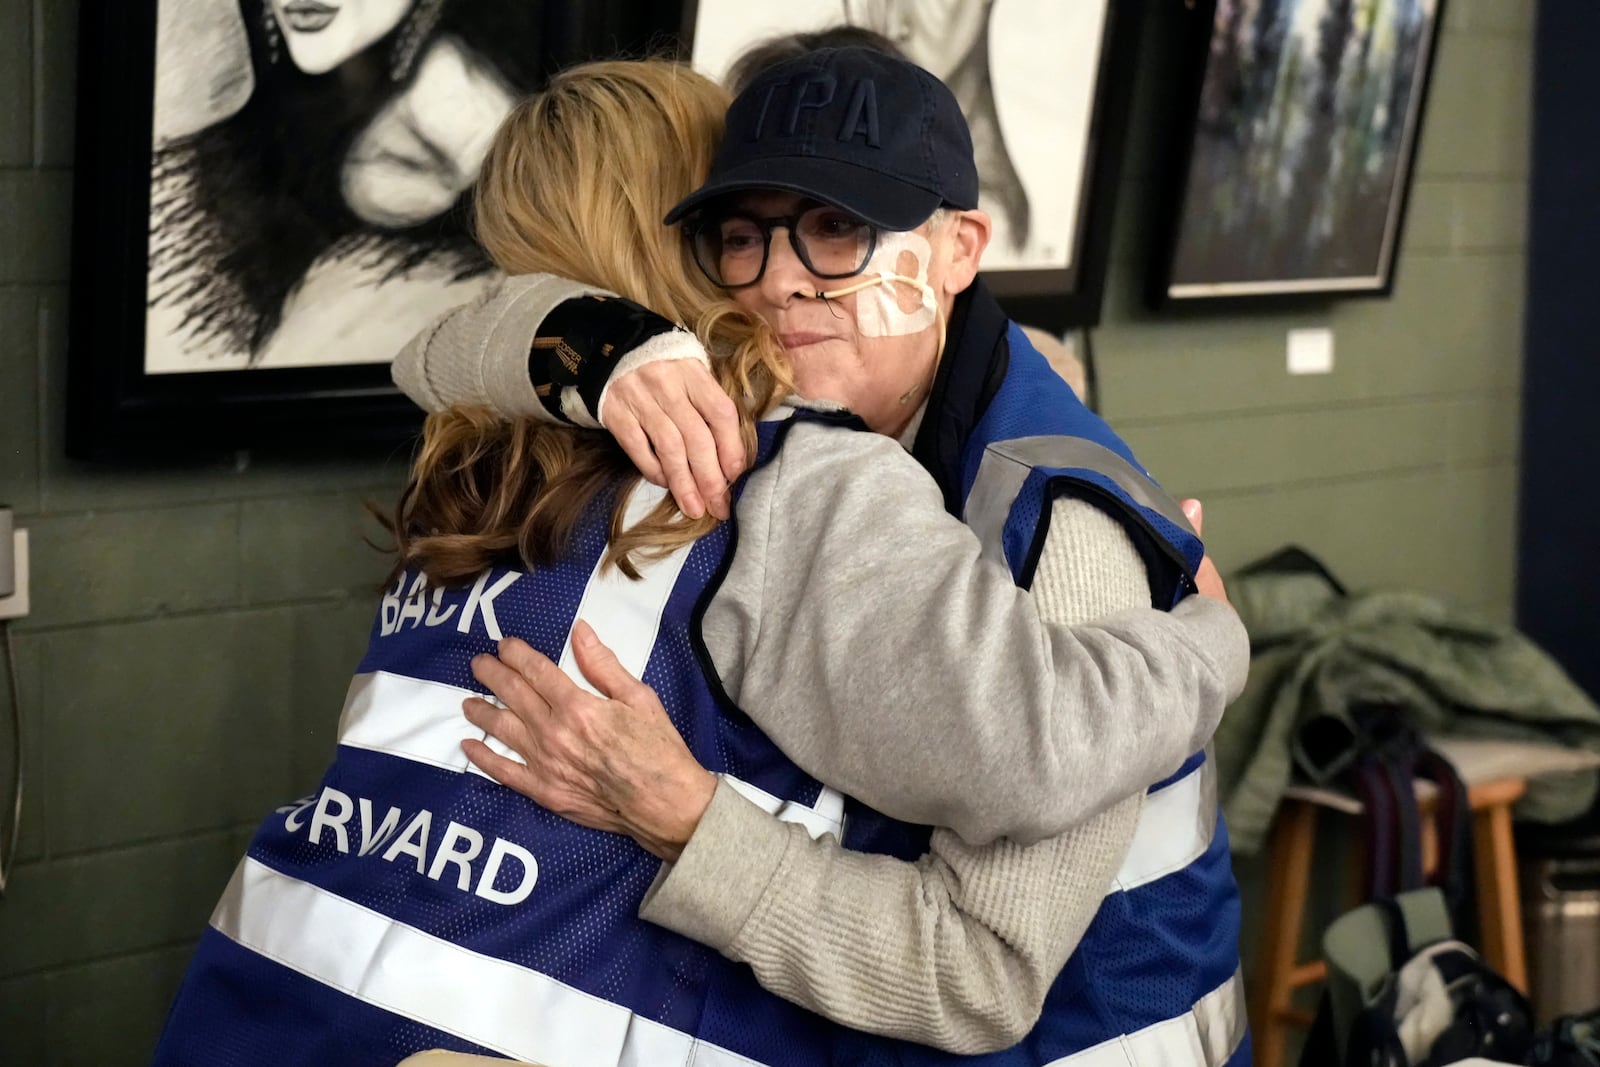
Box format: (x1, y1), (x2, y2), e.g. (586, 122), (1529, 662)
(1166, 0), (1443, 299)
(688, 0), (1111, 274)
(144, 0), (548, 373)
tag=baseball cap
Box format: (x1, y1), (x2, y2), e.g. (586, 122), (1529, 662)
(664, 47), (979, 231)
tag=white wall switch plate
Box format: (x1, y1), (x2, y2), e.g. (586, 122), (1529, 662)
(0, 530), (30, 621)
(1287, 328), (1335, 375)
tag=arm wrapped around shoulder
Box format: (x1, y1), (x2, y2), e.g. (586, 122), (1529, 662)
(391, 277), (707, 426)
(710, 420), (1251, 846)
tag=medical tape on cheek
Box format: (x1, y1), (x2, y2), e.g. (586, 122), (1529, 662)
(852, 230), (938, 339)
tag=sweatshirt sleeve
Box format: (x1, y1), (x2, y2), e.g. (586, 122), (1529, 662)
(702, 419), (1248, 846)
(392, 273), (614, 424)
(641, 779), (1142, 1052)
(638, 499), (1152, 1052)
(391, 273), (714, 428)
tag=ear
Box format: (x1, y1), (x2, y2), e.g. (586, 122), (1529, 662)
(937, 209), (991, 295)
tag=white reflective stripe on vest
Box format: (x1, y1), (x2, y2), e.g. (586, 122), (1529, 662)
(341, 486), (694, 777)
(963, 434), (1196, 571)
(1044, 968), (1247, 1067)
(1112, 760), (1216, 894)
(558, 482), (696, 695)
(338, 671), (501, 774)
(963, 440), (1035, 570)
(720, 774), (846, 841)
(211, 857), (769, 1067)
(337, 671), (845, 841)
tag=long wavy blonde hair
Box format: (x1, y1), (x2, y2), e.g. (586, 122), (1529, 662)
(386, 60), (793, 584)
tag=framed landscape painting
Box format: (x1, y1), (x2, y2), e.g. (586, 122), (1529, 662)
(1156, 0), (1445, 303)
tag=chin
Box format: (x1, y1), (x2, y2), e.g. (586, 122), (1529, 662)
(284, 42), (350, 75)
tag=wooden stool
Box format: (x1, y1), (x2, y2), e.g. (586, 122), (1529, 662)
(1248, 774), (1529, 1067)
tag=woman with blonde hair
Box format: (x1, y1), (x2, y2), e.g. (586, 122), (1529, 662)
(151, 60), (1246, 1065)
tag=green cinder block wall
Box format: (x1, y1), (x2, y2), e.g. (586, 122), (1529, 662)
(0, 0), (1531, 1059)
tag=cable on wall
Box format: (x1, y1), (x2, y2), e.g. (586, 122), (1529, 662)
(0, 620), (23, 896)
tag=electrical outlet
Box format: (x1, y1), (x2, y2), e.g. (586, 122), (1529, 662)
(0, 529), (29, 621)
(1287, 328), (1335, 375)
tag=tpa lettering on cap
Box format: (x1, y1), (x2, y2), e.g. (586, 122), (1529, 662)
(665, 47), (978, 230)
(748, 74), (881, 148)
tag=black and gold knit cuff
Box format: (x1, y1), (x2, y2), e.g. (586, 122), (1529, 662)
(526, 296), (680, 423)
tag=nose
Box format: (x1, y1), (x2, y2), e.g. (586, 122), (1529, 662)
(756, 227), (821, 309)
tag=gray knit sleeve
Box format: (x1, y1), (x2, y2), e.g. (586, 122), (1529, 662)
(639, 499), (1150, 1051)
(391, 273), (614, 423)
(702, 420), (1248, 846)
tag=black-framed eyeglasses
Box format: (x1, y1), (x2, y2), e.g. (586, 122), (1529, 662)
(686, 204), (878, 289)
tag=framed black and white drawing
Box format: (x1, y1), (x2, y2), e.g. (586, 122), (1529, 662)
(67, 1), (678, 459)
(1155, 0), (1444, 304)
(682, 0), (1141, 332)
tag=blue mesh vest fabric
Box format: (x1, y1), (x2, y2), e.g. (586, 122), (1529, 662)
(969, 327), (1205, 605)
(837, 327), (1248, 1066)
(150, 417), (846, 1066)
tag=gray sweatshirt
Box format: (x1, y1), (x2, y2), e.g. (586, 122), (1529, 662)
(394, 275), (1248, 1052)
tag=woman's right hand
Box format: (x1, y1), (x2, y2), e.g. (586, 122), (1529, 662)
(460, 621), (717, 863)
(599, 358), (748, 522)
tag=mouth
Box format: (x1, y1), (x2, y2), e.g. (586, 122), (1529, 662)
(779, 332), (834, 350)
(281, 0), (340, 33)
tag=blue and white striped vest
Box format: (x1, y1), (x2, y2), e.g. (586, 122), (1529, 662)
(151, 422), (852, 1066)
(838, 324), (1251, 1067)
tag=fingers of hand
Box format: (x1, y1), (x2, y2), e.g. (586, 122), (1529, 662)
(571, 620), (654, 706)
(472, 649), (608, 778)
(462, 695), (532, 752)
(606, 408), (665, 486)
(463, 735), (627, 836)
(660, 390), (729, 521)
(686, 367), (748, 486)
(495, 637), (589, 712)
(464, 698), (603, 816)
(1180, 498), (1204, 534)
(636, 404), (703, 518)
(460, 737), (542, 797)
(470, 648), (550, 724)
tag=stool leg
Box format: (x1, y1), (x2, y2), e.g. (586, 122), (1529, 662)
(1252, 801), (1319, 1067)
(1473, 801), (1528, 992)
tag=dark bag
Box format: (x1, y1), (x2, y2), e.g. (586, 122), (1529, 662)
(1272, 546), (1530, 1066)
(1298, 889), (1535, 1067)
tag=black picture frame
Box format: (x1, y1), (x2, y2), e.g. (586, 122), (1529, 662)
(66, 1), (681, 462)
(990, 0), (1140, 334)
(1151, 0), (1445, 307)
(679, 0), (1141, 334)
